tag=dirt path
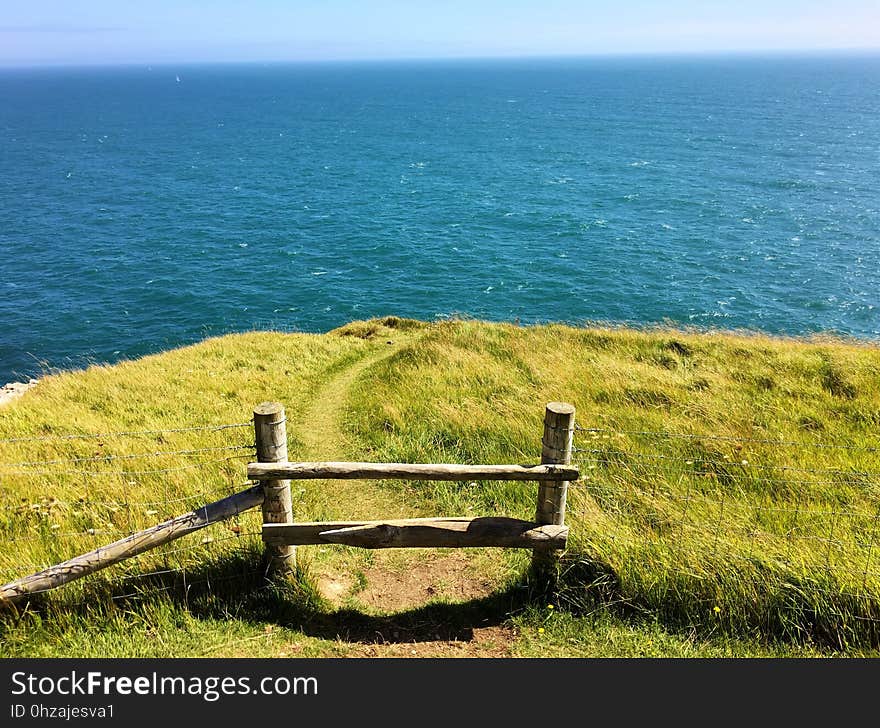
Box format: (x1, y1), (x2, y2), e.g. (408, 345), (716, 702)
(285, 327), (517, 657)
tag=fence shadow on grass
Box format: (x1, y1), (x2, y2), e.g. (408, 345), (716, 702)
(250, 586), (531, 646)
(188, 559), (537, 647)
(1, 548), (541, 648)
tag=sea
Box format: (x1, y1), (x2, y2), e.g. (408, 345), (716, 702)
(1, 54), (879, 383)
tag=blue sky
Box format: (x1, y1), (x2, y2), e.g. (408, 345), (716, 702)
(2, 0), (879, 67)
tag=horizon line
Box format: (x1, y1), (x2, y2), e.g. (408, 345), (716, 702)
(2, 45), (879, 71)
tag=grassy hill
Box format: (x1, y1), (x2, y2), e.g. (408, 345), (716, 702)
(2, 317), (880, 657)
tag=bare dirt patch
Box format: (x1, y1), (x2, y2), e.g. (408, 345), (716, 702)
(317, 572), (354, 603)
(356, 551), (499, 613)
(310, 550), (519, 657)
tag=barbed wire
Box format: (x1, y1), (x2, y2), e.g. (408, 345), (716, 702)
(0, 454), (252, 477)
(0, 444), (255, 469)
(574, 459), (880, 489)
(0, 527), (124, 545)
(0, 422), (253, 445)
(573, 448), (880, 479)
(0, 483), (256, 511)
(574, 424), (880, 453)
(0, 514), (262, 548)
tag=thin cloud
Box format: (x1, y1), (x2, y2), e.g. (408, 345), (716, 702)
(0, 25), (127, 34)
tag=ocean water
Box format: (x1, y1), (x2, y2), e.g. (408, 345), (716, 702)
(1, 55), (879, 382)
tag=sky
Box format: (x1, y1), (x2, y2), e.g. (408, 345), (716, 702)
(1, 0), (879, 67)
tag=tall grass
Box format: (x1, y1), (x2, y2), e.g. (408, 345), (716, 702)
(2, 318), (880, 652)
(0, 330), (380, 607)
(343, 320), (880, 648)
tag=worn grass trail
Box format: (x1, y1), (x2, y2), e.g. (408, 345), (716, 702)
(283, 325), (519, 657)
(291, 331), (415, 521)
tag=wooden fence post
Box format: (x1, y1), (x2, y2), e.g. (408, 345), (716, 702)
(531, 401), (575, 590)
(254, 402), (295, 578)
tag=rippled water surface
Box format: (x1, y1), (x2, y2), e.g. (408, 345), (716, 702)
(1, 55), (879, 381)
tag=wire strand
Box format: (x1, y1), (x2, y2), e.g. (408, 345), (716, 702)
(1, 444), (254, 469)
(0, 454), (251, 477)
(574, 448), (880, 478)
(0, 422), (252, 445)
(0, 483), (257, 510)
(574, 458), (880, 489)
(575, 425), (880, 453)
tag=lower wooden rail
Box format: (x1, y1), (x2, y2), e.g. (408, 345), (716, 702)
(263, 516), (568, 549)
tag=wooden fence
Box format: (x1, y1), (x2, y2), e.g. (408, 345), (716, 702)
(0, 402), (578, 602)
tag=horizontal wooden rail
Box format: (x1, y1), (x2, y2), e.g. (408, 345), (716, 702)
(248, 461), (579, 482)
(0, 485), (264, 602)
(263, 517), (568, 549)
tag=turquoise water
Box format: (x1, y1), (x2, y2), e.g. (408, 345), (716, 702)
(1, 55), (879, 382)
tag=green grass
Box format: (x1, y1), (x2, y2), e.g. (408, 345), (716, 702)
(2, 317), (880, 656)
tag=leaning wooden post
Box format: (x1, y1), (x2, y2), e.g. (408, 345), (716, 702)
(254, 402), (295, 578)
(531, 402), (575, 590)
